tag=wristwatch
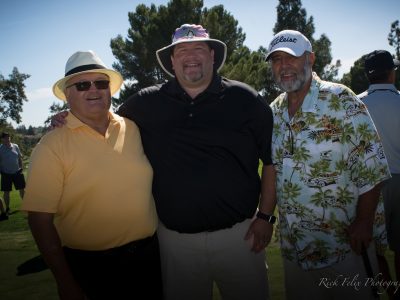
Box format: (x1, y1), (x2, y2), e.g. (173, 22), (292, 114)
(256, 211), (276, 224)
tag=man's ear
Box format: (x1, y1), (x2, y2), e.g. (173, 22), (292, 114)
(309, 52), (316, 66)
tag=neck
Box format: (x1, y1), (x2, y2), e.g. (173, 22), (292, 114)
(287, 78), (312, 119)
(71, 111), (110, 136)
(179, 74), (213, 99)
(183, 86), (207, 99)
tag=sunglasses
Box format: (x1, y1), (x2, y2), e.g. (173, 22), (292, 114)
(172, 25), (209, 42)
(66, 80), (110, 91)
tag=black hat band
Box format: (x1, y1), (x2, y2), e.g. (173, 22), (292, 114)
(65, 64), (106, 77)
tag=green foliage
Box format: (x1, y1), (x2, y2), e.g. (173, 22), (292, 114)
(340, 56), (369, 95)
(0, 68), (30, 125)
(388, 20), (400, 88)
(388, 20), (400, 59)
(342, 20), (400, 92)
(44, 102), (69, 127)
(273, 0), (338, 81)
(110, 0), (246, 106)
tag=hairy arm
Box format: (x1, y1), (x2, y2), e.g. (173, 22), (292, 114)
(28, 211), (85, 299)
(245, 164), (277, 253)
(347, 183), (382, 255)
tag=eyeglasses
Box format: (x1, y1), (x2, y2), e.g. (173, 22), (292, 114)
(66, 80), (110, 91)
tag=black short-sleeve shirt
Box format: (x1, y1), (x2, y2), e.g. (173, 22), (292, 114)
(117, 74), (273, 233)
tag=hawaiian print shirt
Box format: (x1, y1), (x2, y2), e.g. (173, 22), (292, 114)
(270, 73), (390, 270)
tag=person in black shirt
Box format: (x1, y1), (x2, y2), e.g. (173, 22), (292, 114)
(118, 24), (276, 300)
(52, 24), (276, 300)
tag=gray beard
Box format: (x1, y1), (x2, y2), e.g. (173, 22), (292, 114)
(274, 62), (312, 93)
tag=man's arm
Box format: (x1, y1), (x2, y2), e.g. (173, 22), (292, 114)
(347, 183), (382, 255)
(28, 211), (85, 299)
(50, 111), (69, 128)
(245, 164), (277, 253)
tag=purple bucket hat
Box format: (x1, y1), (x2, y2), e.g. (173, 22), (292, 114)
(156, 24), (227, 77)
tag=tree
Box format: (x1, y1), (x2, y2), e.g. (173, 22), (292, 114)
(388, 20), (400, 59)
(342, 20), (400, 92)
(388, 20), (400, 88)
(223, 46), (281, 102)
(340, 56), (369, 95)
(273, 0), (339, 81)
(110, 0), (246, 106)
(0, 67), (30, 124)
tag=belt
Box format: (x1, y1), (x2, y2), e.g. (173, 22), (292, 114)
(63, 234), (156, 257)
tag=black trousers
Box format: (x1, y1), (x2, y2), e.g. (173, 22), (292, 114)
(64, 234), (163, 300)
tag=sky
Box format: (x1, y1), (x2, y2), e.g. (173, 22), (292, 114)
(0, 0), (398, 128)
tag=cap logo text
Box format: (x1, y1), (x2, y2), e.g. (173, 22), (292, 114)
(269, 36), (298, 50)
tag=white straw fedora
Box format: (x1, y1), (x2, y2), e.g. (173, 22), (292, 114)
(53, 50), (123, 101)
(156, 24), (227, 77)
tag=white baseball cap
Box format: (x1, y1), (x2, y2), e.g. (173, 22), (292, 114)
(265, 30), (312, 60)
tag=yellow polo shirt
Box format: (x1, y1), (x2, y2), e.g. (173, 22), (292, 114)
(21, 112), (157, 250)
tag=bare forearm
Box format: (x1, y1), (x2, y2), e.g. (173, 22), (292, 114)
(347, 183), (382, 254)
(356, 183), (382, 225)
(259, 164), (277, 214)
(28, 212), (77, 287)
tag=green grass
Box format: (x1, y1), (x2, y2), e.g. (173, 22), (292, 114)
(0, 192), (395, 299)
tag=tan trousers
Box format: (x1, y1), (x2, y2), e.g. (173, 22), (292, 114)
(284, 243), (381, 300)
(157, 219), (269, 300)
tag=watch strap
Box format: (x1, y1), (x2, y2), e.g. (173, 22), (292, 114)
(256, 211), (276, 224)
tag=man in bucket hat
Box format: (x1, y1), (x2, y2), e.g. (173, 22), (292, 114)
(122, 23), (275, 300)
(22, 50), (162, 299)
(52, 24), (276, 300)
(265, 30), (390, 299)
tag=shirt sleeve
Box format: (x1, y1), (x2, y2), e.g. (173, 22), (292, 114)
(344, 96), (390, 195)
(21, 142), (64, 213)
(254, 96), (274, 165)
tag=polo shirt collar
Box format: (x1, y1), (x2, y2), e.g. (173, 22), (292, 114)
(164, 72), (223, 98)
(66, 111), (120, 130)
(368, 83), (399, 93)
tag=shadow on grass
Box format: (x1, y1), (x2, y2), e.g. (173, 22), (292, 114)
(16, 255), (48, 276)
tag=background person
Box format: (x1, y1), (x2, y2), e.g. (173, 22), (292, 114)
(22, 50), (162, 300)
(358, 49), (400, 298)
(0, 132), (25, 214)
(0, 198), (7, 221)
(265, 30), (390, 300)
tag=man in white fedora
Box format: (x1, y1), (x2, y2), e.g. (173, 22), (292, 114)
(22, 50), (162, 299)
(117, 24), (276, 300)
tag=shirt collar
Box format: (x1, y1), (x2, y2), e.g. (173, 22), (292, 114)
(66, 111), (120, 130)
(163, 73), (223, 98)
(300, 72), (320, 113)
(368, 83), (399, 93)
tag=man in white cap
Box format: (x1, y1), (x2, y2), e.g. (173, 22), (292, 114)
(22, 50), (162, 299)
(358, 50), (400, 292)
(118, 24), (276, 300)
(265, 30), (390, 299)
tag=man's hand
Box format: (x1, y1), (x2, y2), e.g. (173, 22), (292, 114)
(347, 184), (381, 255)
(50, 111), (69, 129)
(245, 218), (273, 253)
(346, 217), (373, 255)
